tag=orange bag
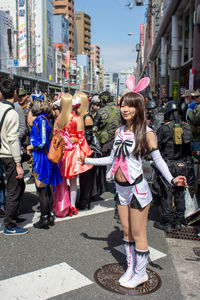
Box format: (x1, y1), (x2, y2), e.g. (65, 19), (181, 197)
(47, 131), (65, 163)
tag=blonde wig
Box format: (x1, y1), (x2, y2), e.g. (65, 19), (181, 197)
(57, 93), (73, 129)
(75, 92), (89, 118)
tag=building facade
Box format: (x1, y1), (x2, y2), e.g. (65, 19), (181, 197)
(53, 0), (74, 58)
(137, 0), (200, 101)
(74, 11), (91, 57)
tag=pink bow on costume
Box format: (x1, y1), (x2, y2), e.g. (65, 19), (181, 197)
(126, 75), (150, 93)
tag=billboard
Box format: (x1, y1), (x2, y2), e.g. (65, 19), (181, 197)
(17, 0), (27, 67)
(53, 15), (69, 52)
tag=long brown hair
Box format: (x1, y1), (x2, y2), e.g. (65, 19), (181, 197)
(120, 92), (147, 159)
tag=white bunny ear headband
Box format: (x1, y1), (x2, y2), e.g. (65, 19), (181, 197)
(72, 96), (81, 108)
(125, 75), (150, 93)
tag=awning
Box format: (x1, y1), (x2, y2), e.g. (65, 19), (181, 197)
(49, 85), (62, 90)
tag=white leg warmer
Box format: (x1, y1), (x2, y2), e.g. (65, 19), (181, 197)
(118, 240), (136, 284)
(120, 249), (149, 289)
(69, 177), (77, 207)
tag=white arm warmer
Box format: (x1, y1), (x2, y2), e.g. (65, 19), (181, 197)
(84, 155), (113, 166)
(84, 149), (114, 166)
(151, 149), (174, 185)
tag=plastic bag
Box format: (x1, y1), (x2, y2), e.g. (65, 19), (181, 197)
(184, 188), (198, 218)
(53, 179), (71, 217)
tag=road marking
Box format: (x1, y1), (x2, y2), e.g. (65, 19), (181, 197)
(114, 244), (167, 262)
(0, 198), (115, 232)
(0, 262), (93, 300)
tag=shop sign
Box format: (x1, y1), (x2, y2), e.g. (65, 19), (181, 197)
(189, 68), (194, 90)
(172, 82), (179, 101)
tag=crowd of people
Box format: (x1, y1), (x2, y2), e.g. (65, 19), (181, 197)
(0, 78), (121, 234)
(0, 76), (199, 289)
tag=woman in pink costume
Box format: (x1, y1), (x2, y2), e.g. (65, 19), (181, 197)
(54, 93), (93, 217)
(80, 76), (188, 289)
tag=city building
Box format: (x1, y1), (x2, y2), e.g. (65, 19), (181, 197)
(74, 11), (91, 58)
(77, 54), (89, 91)
(0, 11), (15, 75)
(35, 0), (54, 85)
(137, 0), (200, 100)
(91, 44), (101, 92)
(53, 14), (69, 89)
(53, 0), (74, 58)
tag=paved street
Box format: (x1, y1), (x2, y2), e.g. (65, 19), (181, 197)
(0, 167), (199, 300)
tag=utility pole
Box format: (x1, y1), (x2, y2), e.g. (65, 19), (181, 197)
(7, 28), (13, 79)
(116, 78), (119, 105)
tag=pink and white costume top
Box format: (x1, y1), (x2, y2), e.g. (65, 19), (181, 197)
(85, 125), (174, 186)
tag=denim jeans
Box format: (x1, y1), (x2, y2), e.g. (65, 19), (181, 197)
(0, 162), (5, 210)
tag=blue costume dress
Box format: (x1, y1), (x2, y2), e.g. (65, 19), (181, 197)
(30, 115), (62, 186)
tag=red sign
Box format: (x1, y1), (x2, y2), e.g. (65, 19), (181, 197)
(28, 62), (35, 69)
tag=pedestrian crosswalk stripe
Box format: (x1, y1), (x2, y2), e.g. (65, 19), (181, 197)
(0, 198), (115, 233)
(0, 262), (93, 300)
(114, 244), (167, 262)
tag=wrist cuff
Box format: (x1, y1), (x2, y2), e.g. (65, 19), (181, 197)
(171, 178), (175, 185)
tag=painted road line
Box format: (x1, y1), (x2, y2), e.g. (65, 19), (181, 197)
(0, 198), (115, 233)
(0, 262), (93, 300)
(114, 244), (167, 262)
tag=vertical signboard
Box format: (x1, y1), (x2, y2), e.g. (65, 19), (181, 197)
(189, 68), (194, 90)
(140, 24), (144, 46)
(172, 82), (179, 101)
(66, 50), (70, 82)
(17, 0), (27, 67)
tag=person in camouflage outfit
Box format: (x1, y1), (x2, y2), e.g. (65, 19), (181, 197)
(94, 91), (121, 194)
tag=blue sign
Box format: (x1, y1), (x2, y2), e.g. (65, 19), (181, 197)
(13, 59), (19, 67)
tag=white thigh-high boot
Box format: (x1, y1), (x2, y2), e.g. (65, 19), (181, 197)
(120, 249), (149, 288)
(118, 240), (136, 284)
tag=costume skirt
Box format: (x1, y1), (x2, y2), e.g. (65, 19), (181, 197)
(32, 149), (62, 186)
(59, 140), (93, 179)
(115, 175), (152, 208)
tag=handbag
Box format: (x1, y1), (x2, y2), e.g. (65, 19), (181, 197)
(47, 131), (65, 163)
(184, 188), (198, 218)
(35, 116), (65, 164)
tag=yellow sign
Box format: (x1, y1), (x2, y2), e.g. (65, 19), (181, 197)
(172, 82), (179, 101)
(49, 75), (52, 81)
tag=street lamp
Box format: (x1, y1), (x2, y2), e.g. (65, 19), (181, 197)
(123, 0), (156, 11)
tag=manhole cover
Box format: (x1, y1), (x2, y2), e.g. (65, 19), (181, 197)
(93, 263), (162, 296)
(165, 226), (199, 240)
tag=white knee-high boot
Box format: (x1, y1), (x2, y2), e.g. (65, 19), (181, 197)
(120, 249), (149, 288)
(118, 240), (136, 284)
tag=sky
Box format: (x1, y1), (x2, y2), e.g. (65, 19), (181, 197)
(74, 0), (147, 73)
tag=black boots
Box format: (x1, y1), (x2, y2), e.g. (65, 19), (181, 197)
(33, 213), (55, 230)
(33, 215), (49, 229)
(49, 211), (55, 226)
(153, 221), (172, 233)
(34, 186), (55, 229)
